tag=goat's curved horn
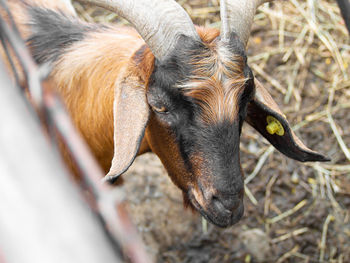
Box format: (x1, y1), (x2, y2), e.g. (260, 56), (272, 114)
(220, 0), (272, 46)
(76, 0), (200, 60)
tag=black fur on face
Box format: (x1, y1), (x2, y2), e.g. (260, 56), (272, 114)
(146, 33), (255, 227)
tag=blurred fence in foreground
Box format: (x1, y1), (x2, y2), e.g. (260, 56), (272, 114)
(0, 1), (150, 262)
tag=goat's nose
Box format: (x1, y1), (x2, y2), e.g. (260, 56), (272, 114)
(212, 194), (240, 213)
(204, 188), (244, 214)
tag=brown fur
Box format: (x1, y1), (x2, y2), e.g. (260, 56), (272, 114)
(145, 114), (193, 189)
(179, 27), (247, 124)
(51, 27), (145, 173)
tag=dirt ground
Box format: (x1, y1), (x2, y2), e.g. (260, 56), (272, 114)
(73, 1), (350, 262)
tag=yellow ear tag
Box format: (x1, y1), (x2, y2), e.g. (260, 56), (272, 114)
(266, 116), (284, 136)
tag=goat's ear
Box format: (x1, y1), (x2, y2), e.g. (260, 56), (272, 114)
(246, 79), (330, 162)
(104, 68), (150, 182)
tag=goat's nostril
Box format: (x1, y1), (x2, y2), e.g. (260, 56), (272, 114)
(211, 193), (241, 213)
(212, 195), (232, 215)
(197, 183), (243, 214)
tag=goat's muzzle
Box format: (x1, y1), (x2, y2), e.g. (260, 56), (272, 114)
(189, 183), (244, 227)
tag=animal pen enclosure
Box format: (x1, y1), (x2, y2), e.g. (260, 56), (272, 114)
(1, 0), (350, 262)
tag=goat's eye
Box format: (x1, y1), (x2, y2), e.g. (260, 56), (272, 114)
(152, 105), (169, 114)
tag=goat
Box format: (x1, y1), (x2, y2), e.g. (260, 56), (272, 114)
(1, 0), (329, 228)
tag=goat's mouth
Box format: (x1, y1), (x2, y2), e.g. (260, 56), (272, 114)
(187, 190), (244, 228)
